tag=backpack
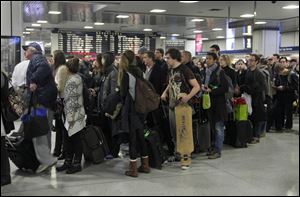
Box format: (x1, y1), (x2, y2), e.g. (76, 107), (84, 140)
(216, 68), (234, 113)
(135, 77), (160, 114)
(260, 68), (273, 99)
(216, 68), (234, 100)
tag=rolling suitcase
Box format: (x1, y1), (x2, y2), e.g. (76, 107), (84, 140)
(225, 120), (252, 148)
(81, 125), (109, 164)
(235, 120), (253, 147)
(198, 121), (211, 152)
(6, 136), (40, 172)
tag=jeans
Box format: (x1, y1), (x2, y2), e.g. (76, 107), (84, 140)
(253, 121), (266, 138)
(214, 121), (225, 154)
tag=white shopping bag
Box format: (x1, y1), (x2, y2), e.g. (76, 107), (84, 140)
(242, 93), (252, 115)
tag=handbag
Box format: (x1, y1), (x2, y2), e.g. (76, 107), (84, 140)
(21, 93), (50, 140)
(202, 93), (211, 110)
(1, 74), (25, 121)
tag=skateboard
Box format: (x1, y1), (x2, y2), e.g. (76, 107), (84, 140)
(175, 102), (194, 166)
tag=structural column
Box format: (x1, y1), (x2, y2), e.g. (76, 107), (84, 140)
(252, 28), (280, 57)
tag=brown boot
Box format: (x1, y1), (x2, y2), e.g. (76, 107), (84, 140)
(125, 160), (138, 178)
(138, 156), (151, 173)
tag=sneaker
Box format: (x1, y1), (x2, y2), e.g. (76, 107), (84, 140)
(181, 165), (190, 170)
(208, 152), (221, 159)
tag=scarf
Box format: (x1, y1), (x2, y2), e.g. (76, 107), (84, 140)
(205, 63), (218, 86)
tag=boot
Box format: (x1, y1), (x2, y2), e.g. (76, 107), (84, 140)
(56, 157), (72, 172)
(125, 160), (138, 178)
(138, 156), (150, 173)
(66, 159), (82, 174)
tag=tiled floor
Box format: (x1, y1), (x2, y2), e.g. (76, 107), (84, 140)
(1, 117), (299, 196)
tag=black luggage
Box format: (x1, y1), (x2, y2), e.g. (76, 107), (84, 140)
(6, 136), (40, 172)
(235, 120), (253, 147)
(225, 120), (252, 148)
(144, 129), (167, 170)
(81, 125), (110, 164)
(198, 121), (211, 152)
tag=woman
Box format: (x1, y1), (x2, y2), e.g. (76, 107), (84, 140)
(86, 53), (103, 125)
(56, 58), (85, 174)
(118, 50), (150, 177)
(235, 59), (247, 96)
(97, 52), (116, 159)
(219, 55), (237, 87)
(53, 50), (69, 159)
(203, 52), (229, 159)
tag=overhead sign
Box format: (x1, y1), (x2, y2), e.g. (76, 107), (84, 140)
(279, 46), (299, 52)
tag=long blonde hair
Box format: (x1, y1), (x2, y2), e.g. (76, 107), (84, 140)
(220, 54), (232, 67)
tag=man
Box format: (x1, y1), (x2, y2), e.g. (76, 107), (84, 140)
(273, 54), (280, 64)
(161, 48), (200, 170)
(12, 60), (30, 91)
(181, 51), (200, 74)
(155, 48), (167, 68)
(209, 44), (221, 57)
(143, 51), (174, 156)
(136, 47), (148, 72)
(10, 58), (30, 137)
(203, 52), (229, 159)
(23, 42), (58, 173)
(240, 54), (267, 144)
(273, 63), (299, 131)
(279, 57), (290, 69)
(155, 48), (169, 91)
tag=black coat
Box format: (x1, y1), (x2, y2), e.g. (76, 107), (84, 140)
(148, 63), (168, 96)
(223, 66), (237, 87)
(241, 68), (267, 122)
(205, 66), (229, 123)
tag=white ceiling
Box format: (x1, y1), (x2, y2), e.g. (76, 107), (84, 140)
(22, 1), (299, 40)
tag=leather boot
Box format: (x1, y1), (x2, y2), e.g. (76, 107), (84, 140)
(125, 160), (138, 178)
(138, 156), (151, 173)
(56, 157), (72, 172)
(66, 159), (82, 174)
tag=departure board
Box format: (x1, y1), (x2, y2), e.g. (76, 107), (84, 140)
(58, 31), (155, 55)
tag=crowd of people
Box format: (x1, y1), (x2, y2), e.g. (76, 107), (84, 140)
(1, 42), (299, 186)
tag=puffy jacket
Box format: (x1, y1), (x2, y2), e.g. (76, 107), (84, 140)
(26, 52), (57, 109)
